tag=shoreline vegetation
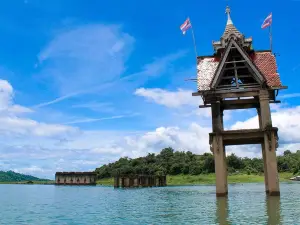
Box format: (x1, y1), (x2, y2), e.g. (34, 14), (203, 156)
(94, 148), (300, 186)
(0, 172), (294, 185)
(0, 180), (55, 185)
(96, 172), (294, 186)
(1, 148), (299, 186)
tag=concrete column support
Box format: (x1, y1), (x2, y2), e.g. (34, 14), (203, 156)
(212, 135), (228, 197)
(263, 131), (280, 196)
(211, 101), (227, 196)
(262, 143), (269, 194)
(259, 90), (272, 128)
(259, 90), (280, 196)
(211, 101), (223, 132)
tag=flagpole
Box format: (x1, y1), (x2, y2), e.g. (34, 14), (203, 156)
(269, 24), (273, 53)
(189, 18), (198, 74)
(190, 20), (198, 58)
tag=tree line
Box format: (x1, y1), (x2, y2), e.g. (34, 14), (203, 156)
(0, 171), (48, 182)
(95, 147), (300, 179)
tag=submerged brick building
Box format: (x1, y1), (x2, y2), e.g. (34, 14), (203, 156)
(55, 172), (97, 185)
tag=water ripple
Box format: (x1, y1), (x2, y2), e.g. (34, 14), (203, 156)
(0, 183), (299, 224)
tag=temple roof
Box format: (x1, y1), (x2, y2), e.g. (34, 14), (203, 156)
(196, 6), (283, 93)
(213, 6), (251, 52)
(196, 51), (282, 91)
(221, 6), (243, 39)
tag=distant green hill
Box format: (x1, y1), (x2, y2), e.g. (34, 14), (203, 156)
(0, 170), (49, 182)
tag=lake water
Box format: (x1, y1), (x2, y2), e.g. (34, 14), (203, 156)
(0, 182), (299, 224)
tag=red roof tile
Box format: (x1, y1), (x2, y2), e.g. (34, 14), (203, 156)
(252, 52), (282, 87)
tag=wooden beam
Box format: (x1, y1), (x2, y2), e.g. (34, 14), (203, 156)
(199, 105), (211, 108)
(192, 92), (202, 96)
(211, 40), (234, 87)
(224, 65), (248, 71)
(231, 41), (265, 83)
(222, 103), (258, 110)
(222, 99), (258, 105)
(192, 87), (285, 98)
(224, 138), (263, 145)
(221, 99), (259, 110)
(224, 60), (246, 64)
(269, 86), (288, 90)
(213, 88), (261, 95)
(209, 129), (265, 146)
(218, 91), (260, 99)
(222, 75), (254, 80)
(271, 100), (281, 104)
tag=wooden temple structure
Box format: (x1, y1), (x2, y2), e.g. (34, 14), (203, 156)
(114, 175), (167, 188)
(192, 7), (287, 196)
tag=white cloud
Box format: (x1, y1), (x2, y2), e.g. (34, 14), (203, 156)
(2, 78), (300, 180)
(14, 165), (45, 174)
(135, 88), (200, 108)
(8, 105), (33, 114)
(125, 123), (210, 157)
(0, 79), (78, 140)
(231, 106), (300, 144)
(0, 80), (33, 114)
(134, 88), (212, 121)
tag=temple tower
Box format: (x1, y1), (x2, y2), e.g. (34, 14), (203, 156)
(192, 7), (287, 197)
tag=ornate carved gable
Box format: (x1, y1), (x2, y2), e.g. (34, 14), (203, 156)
(211, 38), (266, 90)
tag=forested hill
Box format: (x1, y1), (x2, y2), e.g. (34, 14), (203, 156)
(95, 147), (300, 179)
(0, 171), (48, 182)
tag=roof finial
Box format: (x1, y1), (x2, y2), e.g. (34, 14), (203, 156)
(225, 6), (233, 25)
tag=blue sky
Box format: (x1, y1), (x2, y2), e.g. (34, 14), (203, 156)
(0, 0), (300, 178)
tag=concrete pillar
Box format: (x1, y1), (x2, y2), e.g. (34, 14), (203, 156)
(213, 135), (228, 197)
(262, 143), (269, 194)
(211, 101), (223, 132)
(211, 101), (227, 197)
(259, 90), (280, 196)
(258, 106), (269, 193)
(259, 90), (272, 127)
(263, 132), (280, 196)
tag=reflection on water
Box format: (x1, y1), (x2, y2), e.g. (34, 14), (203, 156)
(0, 183), (299, 224)
(216, 197), (230, 225)
(266, 196), (281, 225)
(216, 195), (282, 225)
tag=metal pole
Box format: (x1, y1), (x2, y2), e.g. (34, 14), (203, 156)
(189, 18), (198, 79)
(269, 24), (273, 52)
